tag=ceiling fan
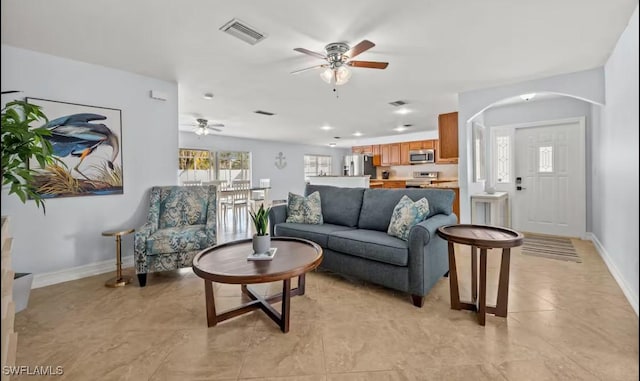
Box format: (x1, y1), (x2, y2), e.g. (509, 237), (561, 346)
(291, 40), (388, 85)
(182, 118), (224, 135)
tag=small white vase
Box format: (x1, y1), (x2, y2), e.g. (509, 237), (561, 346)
(252, 234), (271, 254)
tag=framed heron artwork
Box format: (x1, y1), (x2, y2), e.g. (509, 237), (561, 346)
(26, 98), (123, 198)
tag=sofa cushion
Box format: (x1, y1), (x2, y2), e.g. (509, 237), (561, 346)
(146, 225), (210, 255)
(286, 191), (323, 224)
(305, 185), (364, 227)
(359, 188), (454, 231)
(274, 222), (354, 248)
(327, 229), (409, 266)
(387, 196), (430, 241)
(157, 187), (210, 229)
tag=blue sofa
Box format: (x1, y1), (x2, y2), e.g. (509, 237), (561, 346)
(269, 185), (456, 306)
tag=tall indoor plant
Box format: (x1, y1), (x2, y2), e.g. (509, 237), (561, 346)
(1, 97), (58, 313)
(1, 99), (57, 212)
(249, 203), (271, 254)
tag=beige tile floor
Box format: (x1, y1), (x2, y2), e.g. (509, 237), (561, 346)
(13, 237), (639, 380)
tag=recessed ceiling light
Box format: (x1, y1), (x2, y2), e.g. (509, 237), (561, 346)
(203, 93), (214, 100)
(328, 143), (337, 147)
(352, 132), (363, 137)
(395, 108), (411, 115)
(393, 126), (408, 132)
(321, 125), (333, 130)
(520, 93), (536, 101)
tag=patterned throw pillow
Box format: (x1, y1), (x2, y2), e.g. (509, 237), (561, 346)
(387, 195), (430, 241)
(286, 191), (323, 224)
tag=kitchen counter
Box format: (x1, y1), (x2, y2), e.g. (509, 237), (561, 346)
(423, 182), (459, 189)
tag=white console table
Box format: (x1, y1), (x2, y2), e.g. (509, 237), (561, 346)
(471, 192), (510, 227)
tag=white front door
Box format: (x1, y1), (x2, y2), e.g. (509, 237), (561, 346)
(513, 119), (585, 237)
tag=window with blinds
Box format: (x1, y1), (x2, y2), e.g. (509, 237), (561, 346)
(304, 154), (332, 180)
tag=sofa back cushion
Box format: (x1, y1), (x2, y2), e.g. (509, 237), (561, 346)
(305, 185), (365, 227)
(358, 188), (454, 231)
(155, 186), (211, 229)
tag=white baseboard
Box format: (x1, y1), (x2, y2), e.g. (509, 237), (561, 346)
(586, 232), (639, 316)
(32, 255), (134, 289)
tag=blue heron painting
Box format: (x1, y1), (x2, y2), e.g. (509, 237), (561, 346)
(27, 98), (123, 198)
(46, 113), (119, 180)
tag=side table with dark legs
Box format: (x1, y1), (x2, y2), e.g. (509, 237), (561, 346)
(102, 228), (135, 288)
(437, 224), (523, 326)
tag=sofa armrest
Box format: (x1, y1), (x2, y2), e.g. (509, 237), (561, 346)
(407, 213), (458, 297)
(268, 204), (287, 236)
(409, 214), (457, 246)
(134, 223), (157, 274)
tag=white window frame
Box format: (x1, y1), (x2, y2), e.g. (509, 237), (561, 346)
(304, 154), (332, 180)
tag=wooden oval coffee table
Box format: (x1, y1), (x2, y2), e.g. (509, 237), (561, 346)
(192, 237), (322, 333)
(437, 224), (524, 326)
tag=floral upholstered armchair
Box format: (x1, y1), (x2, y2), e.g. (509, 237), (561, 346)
(134, 186), (217, 286)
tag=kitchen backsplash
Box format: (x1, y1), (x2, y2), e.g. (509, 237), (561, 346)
(377, 163), (458, 179)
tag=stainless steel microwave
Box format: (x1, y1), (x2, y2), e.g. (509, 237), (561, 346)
(409, 149), (435, 164)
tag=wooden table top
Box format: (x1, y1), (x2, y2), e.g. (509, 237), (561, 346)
(437, 224), (524, 249)
(192, 237), (323, 284)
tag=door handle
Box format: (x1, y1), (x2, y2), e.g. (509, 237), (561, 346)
(516, 186), (526, 191)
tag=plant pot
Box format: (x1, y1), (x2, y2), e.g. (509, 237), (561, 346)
(13, 273), (33, 313)
(252, 234), (271, 254)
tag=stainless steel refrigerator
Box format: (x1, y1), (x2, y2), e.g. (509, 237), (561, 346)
(343, 154), (376, 178)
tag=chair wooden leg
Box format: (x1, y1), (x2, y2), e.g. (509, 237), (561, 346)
(137, 273), (147, 287)
(411, 294), (425, 307)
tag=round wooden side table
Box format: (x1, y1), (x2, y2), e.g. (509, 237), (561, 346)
(437, 224), (524, 325)
(102, 228), (135, 288)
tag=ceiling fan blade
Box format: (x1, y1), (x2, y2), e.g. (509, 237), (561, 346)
(293, 48), (326, 60)
(210, 128), (222, 132)
(347, 60), (389, 69)
(290, 64), (327, 74)
(346, 40), (375, 59)
(1, 90), (21, 95)
(209, 124), (224, 128)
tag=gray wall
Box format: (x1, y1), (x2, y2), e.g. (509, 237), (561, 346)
(179, 132), (350, 202)
(591, 7), (639, 313)
(1, 45), (179, 274)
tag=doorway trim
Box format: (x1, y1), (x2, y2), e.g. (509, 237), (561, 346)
(489, 116), (586, 239)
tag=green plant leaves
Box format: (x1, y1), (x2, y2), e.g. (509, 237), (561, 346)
(1, 100), (58, 214)
(249, 203), (272, 236)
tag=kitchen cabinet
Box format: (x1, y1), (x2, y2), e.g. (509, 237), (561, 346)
(380, 144), (390, 166)
(408, 141), (423, 150)
(452, 187), (460, 222)
(389, 143), (401, 165)
(372, 145), (381, 166)
(436, 112), (459, 164)
(382, 180), (406, 188)
(409, 140), (435, 150)
(400, 142), (410, 165)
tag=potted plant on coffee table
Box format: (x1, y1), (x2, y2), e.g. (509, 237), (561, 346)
(249, 203), (271, 254)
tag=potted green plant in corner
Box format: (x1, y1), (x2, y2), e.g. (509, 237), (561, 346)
(249, 203), (271, 254)
(1, 96), (58, 312)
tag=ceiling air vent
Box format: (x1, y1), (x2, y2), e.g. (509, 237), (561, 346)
(220, 18), (267, 45)
(389, 100), (407, 107)
(254, 110), (275, 116)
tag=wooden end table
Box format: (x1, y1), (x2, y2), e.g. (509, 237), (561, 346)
(192, 237), (323, 333)
(437, 224), (523, 325)
(102, 228), (135, 288)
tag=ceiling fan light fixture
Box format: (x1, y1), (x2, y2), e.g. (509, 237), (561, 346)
(320, 66), (352, 86)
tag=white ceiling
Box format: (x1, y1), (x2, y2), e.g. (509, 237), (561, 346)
(1, 0), (637, 147)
